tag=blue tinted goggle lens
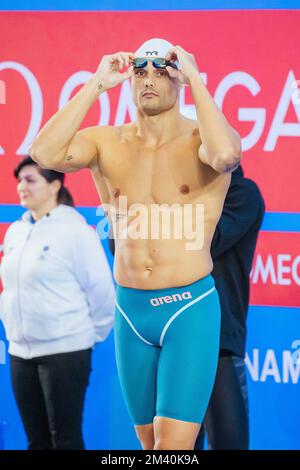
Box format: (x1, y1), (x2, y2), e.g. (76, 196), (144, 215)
(133, 58), (178, 70)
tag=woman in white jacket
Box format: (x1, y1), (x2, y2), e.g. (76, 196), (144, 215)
(0, 156), (115, 450)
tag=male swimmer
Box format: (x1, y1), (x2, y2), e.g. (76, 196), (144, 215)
(30, 38), (242, 450)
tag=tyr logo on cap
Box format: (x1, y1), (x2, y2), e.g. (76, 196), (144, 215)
(146, 50), (159, 56)
(135, 39), (174, 60)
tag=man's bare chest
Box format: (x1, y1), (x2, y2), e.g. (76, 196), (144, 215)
(98, 140), (213, 205)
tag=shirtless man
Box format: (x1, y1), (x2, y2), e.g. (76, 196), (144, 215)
(30, 38), (242, 450)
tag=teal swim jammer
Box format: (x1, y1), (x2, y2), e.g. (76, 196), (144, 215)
(114, 274), (221, 425)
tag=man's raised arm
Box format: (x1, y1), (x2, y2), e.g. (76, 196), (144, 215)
(166, 46), (242, 174)
(29, 52), (135, 173)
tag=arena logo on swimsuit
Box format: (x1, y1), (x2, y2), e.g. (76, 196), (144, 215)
(150, 291), (192, 307)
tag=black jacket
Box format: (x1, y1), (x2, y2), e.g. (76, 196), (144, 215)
(210, 166), (265, 357)
(108, 166), (265, 358)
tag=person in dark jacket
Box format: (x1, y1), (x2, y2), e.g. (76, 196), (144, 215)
(109, 165), (265, 450)
(195, 165), (264, 450)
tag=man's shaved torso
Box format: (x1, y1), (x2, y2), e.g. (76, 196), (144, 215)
(90, 117), (230, 289)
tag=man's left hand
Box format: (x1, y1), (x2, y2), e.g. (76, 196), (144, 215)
(165, 45), (199, 85)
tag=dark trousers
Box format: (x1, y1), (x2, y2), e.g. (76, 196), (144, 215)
(195, 352), (249, 450)
(10, 348), (92, 450)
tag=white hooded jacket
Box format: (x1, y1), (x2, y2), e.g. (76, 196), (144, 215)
(0, 204), (115, 359)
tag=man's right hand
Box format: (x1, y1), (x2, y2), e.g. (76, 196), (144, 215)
(95, 52), (135, 91)
(30, 52), (135, 173)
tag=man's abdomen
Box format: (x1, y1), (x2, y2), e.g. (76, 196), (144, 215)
(113, 238), (213, 290)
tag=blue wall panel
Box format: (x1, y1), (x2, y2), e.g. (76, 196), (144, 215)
(1, 0), (300, 11)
